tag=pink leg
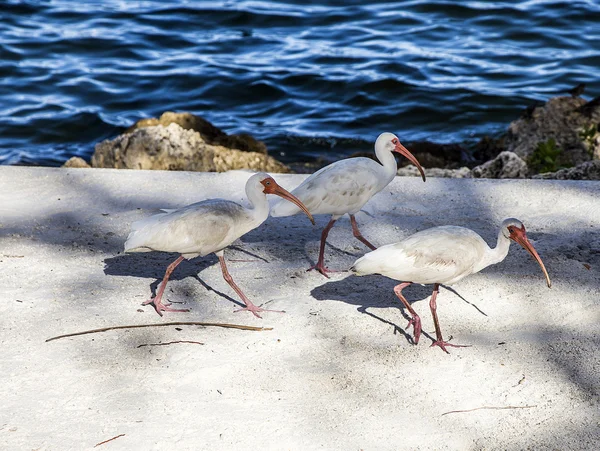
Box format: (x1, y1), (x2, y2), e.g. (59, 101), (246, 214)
(429, 283), (469, 353)
(350, 214), (376, 250)
(142, 255), (190, 317)
(393, 282), (422, 344)
(307, 218), (337, 278)
(219, 254), (283, 319)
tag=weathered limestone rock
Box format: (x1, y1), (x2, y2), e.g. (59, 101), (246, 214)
(397, 165), (471, 178)
(126, 112), (267, 154)
(470, 151), (528, 179)
(504, 96), (600, 167)
(62, 156), (91, 168)
(472, 135), (505, 164)
(91, 123), (289, 173)
(532, 160), (600, 180)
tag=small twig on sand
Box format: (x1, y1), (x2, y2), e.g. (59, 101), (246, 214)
(137, 340), (204, 348)
(46, 322), (273, 342)
(441, 405), (536, 416)
(94, 433), (125, 447)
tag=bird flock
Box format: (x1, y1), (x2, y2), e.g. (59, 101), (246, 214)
(125, 132), (551, 353)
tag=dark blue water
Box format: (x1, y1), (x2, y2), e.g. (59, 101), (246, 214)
(1, 0), (599, 166)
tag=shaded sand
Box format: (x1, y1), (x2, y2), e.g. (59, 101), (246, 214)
(1, 167), (599, 450)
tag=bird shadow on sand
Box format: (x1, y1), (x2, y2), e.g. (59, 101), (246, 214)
(102, 252), (247, 308)
(310, 274), (487, 345)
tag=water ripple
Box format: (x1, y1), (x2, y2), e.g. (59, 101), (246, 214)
(1, 0), (599, 165)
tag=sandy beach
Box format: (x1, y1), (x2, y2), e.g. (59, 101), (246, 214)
(1, 166), (598, 450)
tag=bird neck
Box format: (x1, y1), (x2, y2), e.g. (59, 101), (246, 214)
(374, 145), (398, 186)
(479, 229), (511, 271)
(245, 184), (270, 225)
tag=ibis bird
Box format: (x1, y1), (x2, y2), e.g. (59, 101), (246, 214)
(124, 173), (315, 317)
(271, 132), (426, 277)
(351, 218), (551, 353)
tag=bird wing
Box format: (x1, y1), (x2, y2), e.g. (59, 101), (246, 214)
(353, 226), (488, 285)
(271, 158), (382, 217)
(125, 199), (251, 257)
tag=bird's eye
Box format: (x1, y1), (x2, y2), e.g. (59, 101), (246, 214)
(392, 138), (398, 144)
(266, 181), (271, 185)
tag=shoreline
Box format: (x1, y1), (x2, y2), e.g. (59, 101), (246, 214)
(5, 94), (600, 180)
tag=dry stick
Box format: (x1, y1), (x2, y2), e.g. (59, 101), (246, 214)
(441, 405), (537, 416)
(137, 340), (204, 348)
(94, 433), (125, 447)
(46, 322), (273, 342)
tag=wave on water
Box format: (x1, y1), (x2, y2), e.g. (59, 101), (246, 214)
(1, 0), (599, 165)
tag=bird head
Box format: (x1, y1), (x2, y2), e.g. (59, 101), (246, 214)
(502, 218), (551, 288)
(256, 174), (315, 225)
(375, 132), (426, 182)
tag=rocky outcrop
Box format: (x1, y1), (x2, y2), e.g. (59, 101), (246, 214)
(126, 112), (267, 154)
(91, 123), (289, 173)
(63, 156), (91, 168)
(504, 96), (600, 168)
(397, 152), (527, 179)
(397, 165), (470, 178)
(532, 160), (600, 180)
(470, 151), (528, 179)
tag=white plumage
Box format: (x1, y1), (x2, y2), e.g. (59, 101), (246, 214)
(352, 218), (551, 353)
(271, 132), (426, 276)
(125, 172), (314, 317)
(270, 156), (391, 218)
(352, 226), (493, 285)
(125, 200), (254, 258)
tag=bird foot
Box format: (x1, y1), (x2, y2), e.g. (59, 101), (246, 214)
(234, 302), (285, 319)
(430, 340), (470, 354)
(142, 297), (190, 317)
(307, 263), (341, 278)
(405, 315), (422, 345)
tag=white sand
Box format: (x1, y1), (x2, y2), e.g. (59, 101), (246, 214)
(1, 166), (599, 450)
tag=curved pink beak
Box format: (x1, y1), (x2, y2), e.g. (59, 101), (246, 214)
(510, 227), (551, 288)
(394, 141), (426, 182)
(263, 178), (315, 225)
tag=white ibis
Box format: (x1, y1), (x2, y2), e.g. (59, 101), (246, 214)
(124, 173), (315, 317)
(271, 132), (425, 277)
(351, 218), (551, 353)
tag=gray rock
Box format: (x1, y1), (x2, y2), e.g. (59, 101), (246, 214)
(397, 165), (471, 178)
(91, 123), (289, 173)
(127, 112), (268, 154)
(504, 96), (600, 168)
(62, 156), (91, 168)
(470, 151), (528, 179)
(532, 160), (600, 180)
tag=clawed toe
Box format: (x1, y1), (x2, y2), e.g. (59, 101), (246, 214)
(234, 303), (285, 319)
(142, 297), (190, 317)
(307, 263), (344, 278)
(431, 340), (470, 354)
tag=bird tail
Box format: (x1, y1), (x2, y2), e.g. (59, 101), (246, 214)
(349, 256), (368, 276)
(123, 212), (168, 253)
(270, 197), (301, 217)
(350, 251), (382, 276)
